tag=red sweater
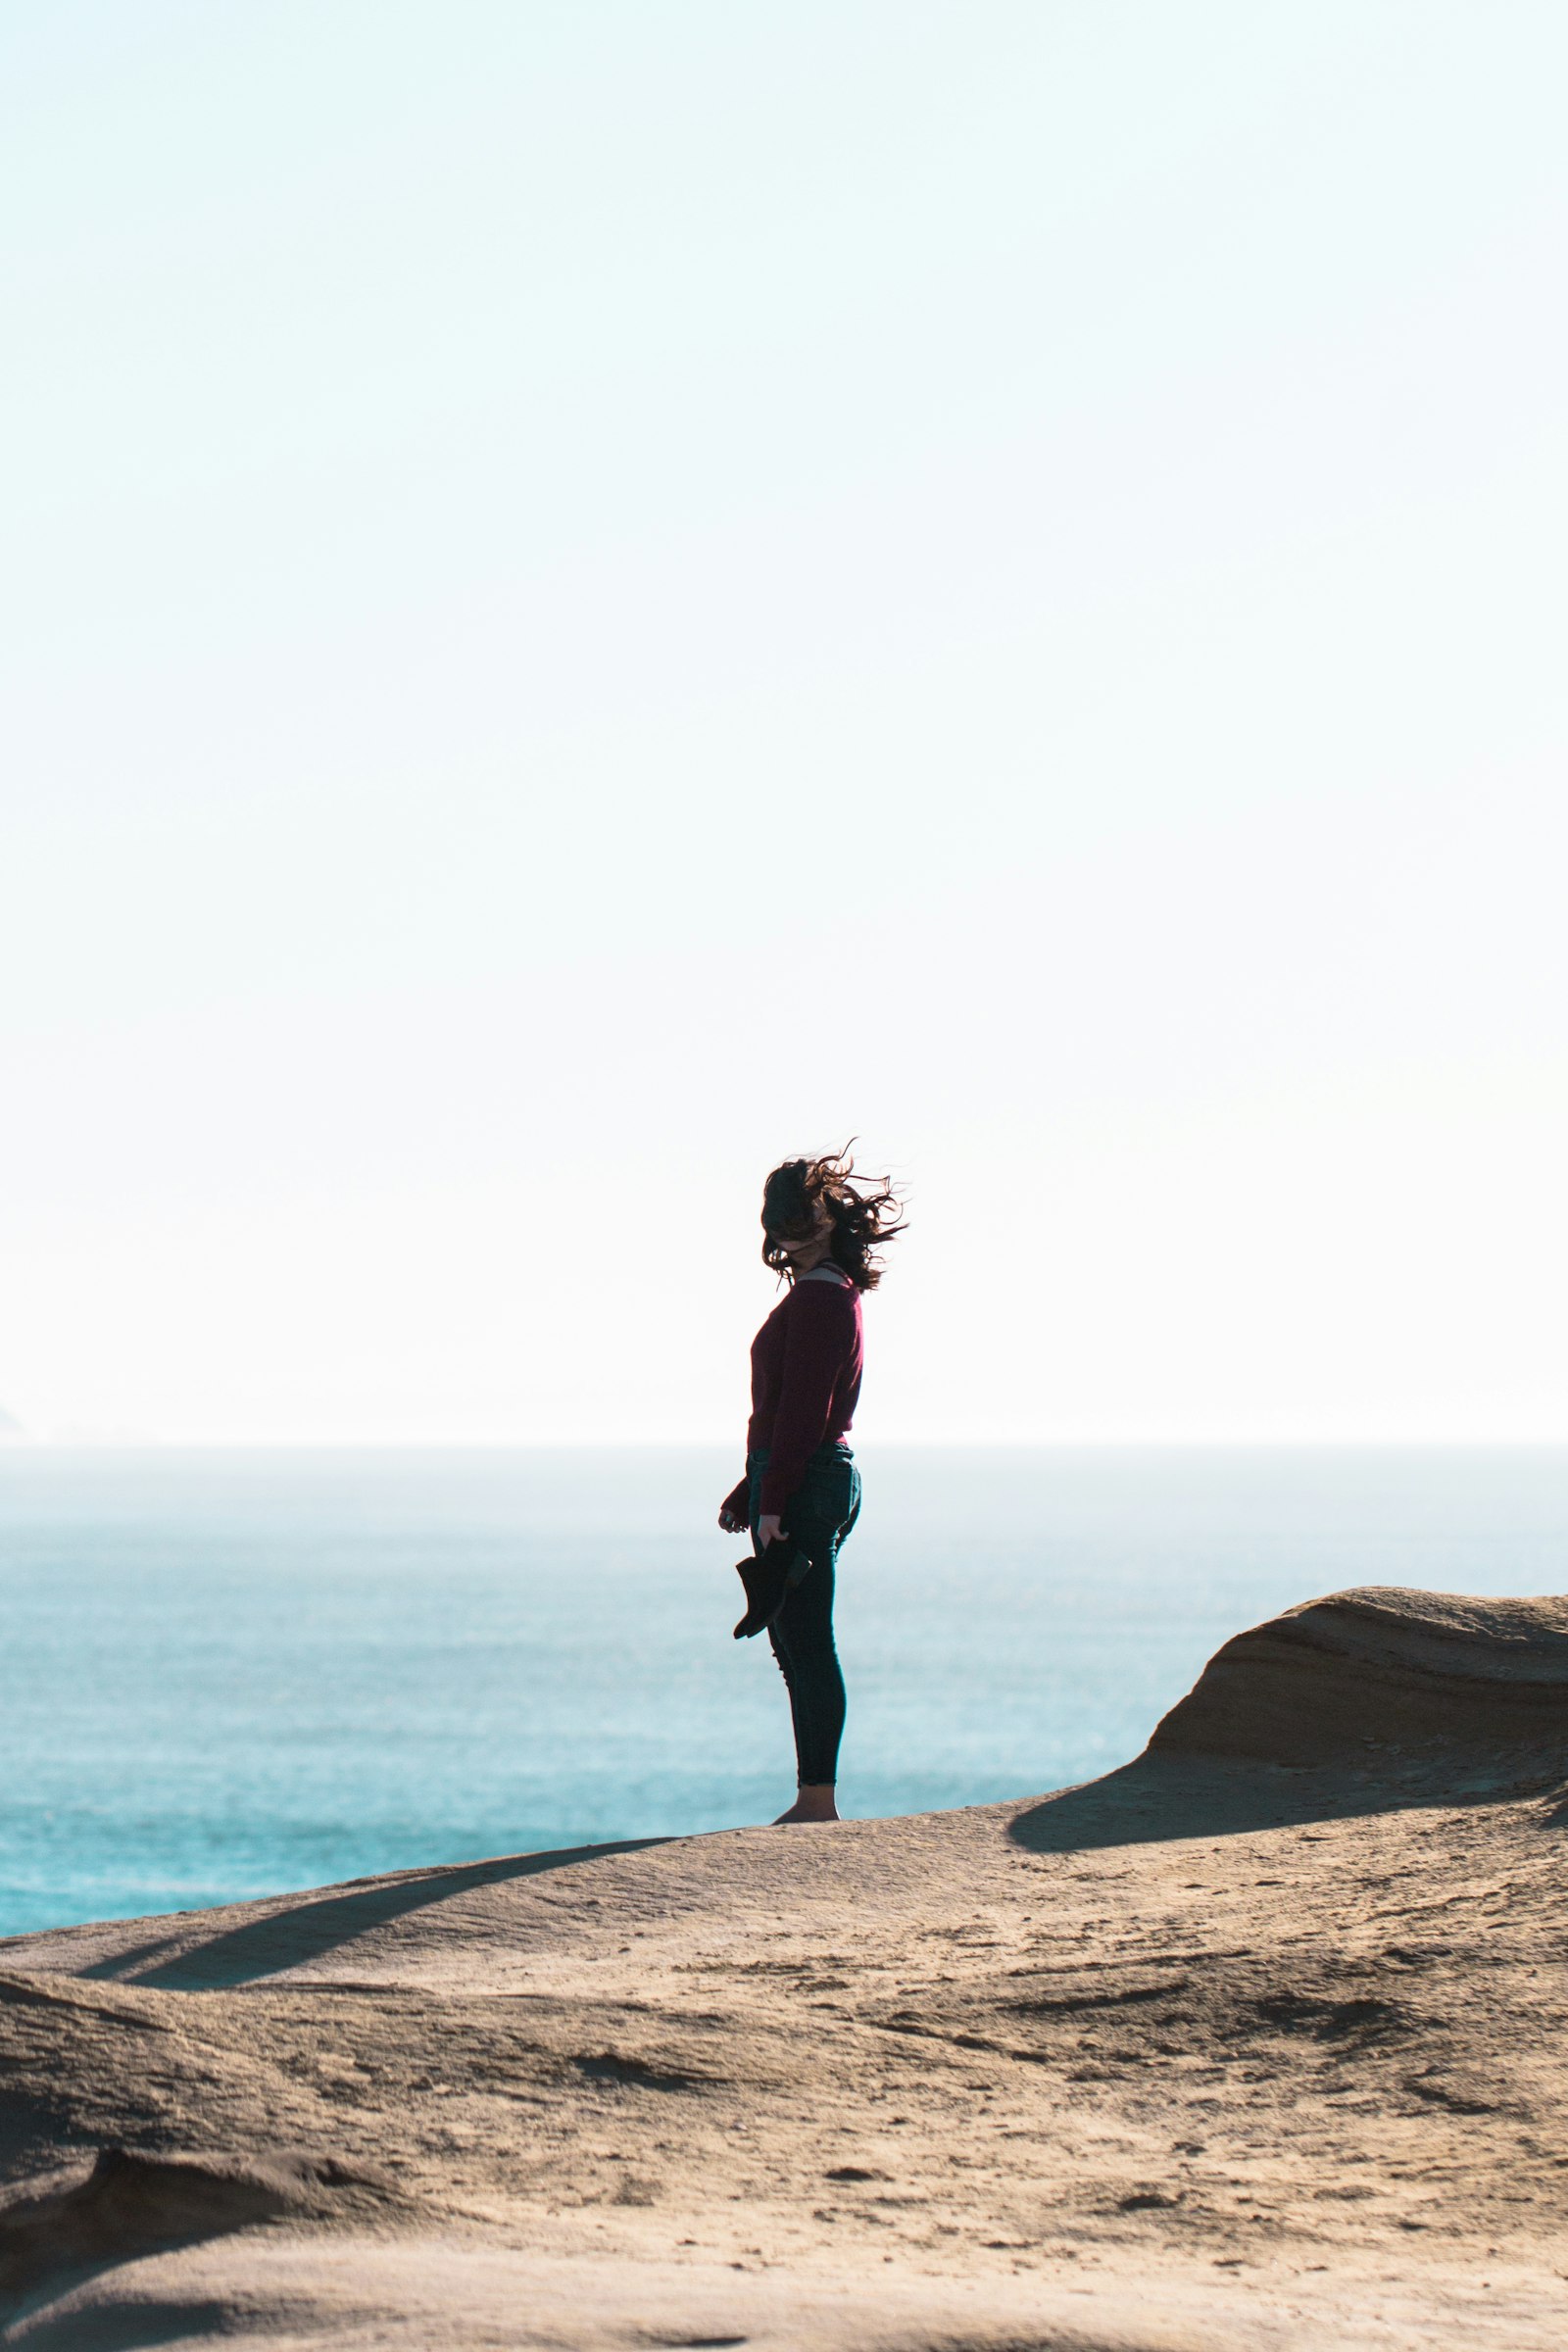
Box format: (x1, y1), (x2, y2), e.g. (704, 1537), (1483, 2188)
(727, 1272), (863, 1519)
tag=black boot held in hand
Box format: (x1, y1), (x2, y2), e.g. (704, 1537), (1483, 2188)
(732, 1540), (802, 1640)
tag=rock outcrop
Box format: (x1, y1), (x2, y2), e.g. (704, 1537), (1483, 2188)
(0, 2145), (398, 2297)
(1150, 1586), (1568, 1766)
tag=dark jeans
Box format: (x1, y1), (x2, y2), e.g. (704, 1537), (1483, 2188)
(747, 1443), (861, 1788)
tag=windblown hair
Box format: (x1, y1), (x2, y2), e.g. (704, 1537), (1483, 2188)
(760, 1147), (907, 1293)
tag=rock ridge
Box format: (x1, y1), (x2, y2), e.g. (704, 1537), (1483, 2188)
(1150, 1585), (1568, 1765)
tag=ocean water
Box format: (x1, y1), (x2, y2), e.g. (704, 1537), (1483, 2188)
(0, 1446), (1563, 1939)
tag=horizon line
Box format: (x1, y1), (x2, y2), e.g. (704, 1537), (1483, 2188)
(4, 1433), (1568, 1453)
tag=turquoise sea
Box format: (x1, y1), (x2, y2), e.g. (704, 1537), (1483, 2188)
(0, 1446), (1564, 1939)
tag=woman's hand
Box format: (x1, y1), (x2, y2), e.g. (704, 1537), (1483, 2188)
(756, 1512), (785, 1550)
(717, 1479), (750, 1535)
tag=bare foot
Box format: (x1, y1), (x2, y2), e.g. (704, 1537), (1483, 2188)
(772, 1786), (840, 1825)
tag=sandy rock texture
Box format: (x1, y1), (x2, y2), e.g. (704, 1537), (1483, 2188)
(0, 1585), (1564, 2348)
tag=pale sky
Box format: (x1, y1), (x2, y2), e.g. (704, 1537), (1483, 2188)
(4, 1), (1566, 1445)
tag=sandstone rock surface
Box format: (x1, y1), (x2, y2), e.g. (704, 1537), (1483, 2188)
(1151, 1587), (1568, 1765)
(0, 1587), (1563, 2348)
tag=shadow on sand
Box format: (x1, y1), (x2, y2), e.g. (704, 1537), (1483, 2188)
(78, 1838), (673, 1992)
(1007, 1747), (1560, 1856)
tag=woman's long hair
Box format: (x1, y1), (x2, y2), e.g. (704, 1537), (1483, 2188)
(760, 1147), (906, 1292)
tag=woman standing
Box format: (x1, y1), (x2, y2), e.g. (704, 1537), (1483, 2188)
(718, 1152), (905, 1825)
